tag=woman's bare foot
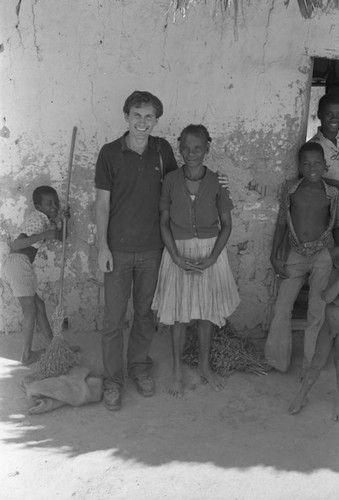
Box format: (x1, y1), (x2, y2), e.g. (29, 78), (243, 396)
(199, 366), (225, 392)
(288, 393), (308, 415)
(167, 376), (184, 398)
(21, 349), (44, 366)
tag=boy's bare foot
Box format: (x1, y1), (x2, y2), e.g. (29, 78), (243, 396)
(299, 356), (312, 383)
(288, 393), (308, 415)
(333, 395), (339, 422)
(199, 367), (225, 392)
(298, 367), (307, 383)
(167, 378), (184, 398)
(21, 349), (44, 366)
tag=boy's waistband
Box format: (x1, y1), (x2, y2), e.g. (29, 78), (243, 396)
(291, 237), (330, 258)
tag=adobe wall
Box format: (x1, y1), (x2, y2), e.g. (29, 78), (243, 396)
(1, 1), (339, 334)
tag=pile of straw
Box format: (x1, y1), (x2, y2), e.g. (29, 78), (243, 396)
(183, 321), (271, 376)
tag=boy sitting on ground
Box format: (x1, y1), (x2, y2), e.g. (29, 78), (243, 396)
(1, 185), (72, 365)
(289, 247), (339, 421)
(265, 142), (339, 373)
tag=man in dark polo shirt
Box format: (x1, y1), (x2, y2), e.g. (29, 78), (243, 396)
(95, 91), (177, 410)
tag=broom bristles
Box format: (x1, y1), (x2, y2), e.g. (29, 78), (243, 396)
(37, 335), (79, 379)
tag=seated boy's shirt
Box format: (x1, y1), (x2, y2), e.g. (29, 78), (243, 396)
(309, 127), (339, 180)
(277, 178), (339, 257)
(19, 210), (54, 249)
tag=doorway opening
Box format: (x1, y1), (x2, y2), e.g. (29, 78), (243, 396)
(306, 57), (339, 140)
(292, 57), (339, 327)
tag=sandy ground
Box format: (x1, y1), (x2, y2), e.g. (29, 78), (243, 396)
(1, 327), (339, 500)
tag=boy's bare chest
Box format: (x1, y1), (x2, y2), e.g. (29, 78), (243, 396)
(290, 188), (330, 211)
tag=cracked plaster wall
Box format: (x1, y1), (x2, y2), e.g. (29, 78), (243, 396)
(1, 0), (339, 335)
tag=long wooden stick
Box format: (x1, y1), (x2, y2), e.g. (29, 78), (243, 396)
(58, 126), (77, 308)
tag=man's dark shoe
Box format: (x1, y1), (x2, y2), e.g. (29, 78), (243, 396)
(103, 385), (122, 411)
(134, 375), (155, 397)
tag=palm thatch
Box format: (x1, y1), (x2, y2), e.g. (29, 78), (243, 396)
(166, 0), (242, 37)
(167, 0), (339, 23)
(168, 0), (237, 18)
(286, 0), (339, 19)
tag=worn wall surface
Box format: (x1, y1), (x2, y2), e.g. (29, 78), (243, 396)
(1, 1), (339, 334)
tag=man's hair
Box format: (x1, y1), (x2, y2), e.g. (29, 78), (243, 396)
(298, 142), (324, 162)
(123, 91), (163, 118)
(178, 124), (212, 144)
(33, 186), (58, 205)
(317, 92), (339, 116)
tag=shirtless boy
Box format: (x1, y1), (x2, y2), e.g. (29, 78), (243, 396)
(288, 248), (339, 421)
(265, 142), (339, 373)
(1, 186), (69, 365)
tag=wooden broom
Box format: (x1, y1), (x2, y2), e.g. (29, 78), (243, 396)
(37, 127), (79, 378)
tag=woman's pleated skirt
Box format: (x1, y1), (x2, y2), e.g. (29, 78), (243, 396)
(152, 237), (240, 327)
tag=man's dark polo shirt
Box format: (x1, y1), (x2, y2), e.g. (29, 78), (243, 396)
(95, 133), (177, 252)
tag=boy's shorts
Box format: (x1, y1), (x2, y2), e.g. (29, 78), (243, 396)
(1, 254), (37, 297)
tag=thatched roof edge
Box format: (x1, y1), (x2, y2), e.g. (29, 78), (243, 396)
(168, 0), (339, 22)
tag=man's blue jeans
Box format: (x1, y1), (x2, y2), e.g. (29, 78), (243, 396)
(265, 247), (333, 372)
(102, 249), (162, 387)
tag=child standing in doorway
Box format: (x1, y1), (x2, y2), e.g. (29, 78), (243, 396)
(309, 92), (339, 184)
(152, 124), (240, 397)
(265, 142), (339, 374)
(1, 186), (71, 365)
